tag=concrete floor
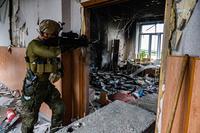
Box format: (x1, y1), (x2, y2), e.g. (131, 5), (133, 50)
(57, 100), (156, 133)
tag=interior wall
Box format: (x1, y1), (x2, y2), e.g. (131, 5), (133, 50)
(62, 0), (71, 32)
(156, 0), (199, 132)
(90, 6), (137, 66)
(173, 0), (200, 56)
(71, 0), (82, 33)
(0, 0), (62, 47)
(0, 0), (10, 46)
(107, 20), (136, 62)
(0, 47), (26, 90)
(16, 0), (62, 47)
(62, 0), (82, 33)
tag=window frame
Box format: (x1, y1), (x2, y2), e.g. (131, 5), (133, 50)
(137, 22), (164, 59)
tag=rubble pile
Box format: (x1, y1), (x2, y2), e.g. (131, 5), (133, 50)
(90, 70), (158, 96)
(89, 64), (159, 113)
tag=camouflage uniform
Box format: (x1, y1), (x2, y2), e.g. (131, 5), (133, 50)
(21, 39), (65, 133)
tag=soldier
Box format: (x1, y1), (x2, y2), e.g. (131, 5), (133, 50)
(21, 19), (65, 133)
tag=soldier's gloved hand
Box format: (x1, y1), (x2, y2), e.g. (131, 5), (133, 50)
(49, 72), (62, 83)
(79, 35), (89, 47)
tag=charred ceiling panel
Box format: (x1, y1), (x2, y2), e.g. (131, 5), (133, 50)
(89, 0), (165, 69)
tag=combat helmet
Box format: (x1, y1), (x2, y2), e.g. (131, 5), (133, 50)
(39, 19), (61, 35)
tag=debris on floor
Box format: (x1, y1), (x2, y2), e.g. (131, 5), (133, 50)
(129, 93), (158, 113)
(0, 97), (14, 106)
(0, 82), (51, 133)
(57, 100), (156, 133)
(0, 60), (160, 132)
(0, 82), (21, 133)
(89, 62), (159, 113)
(83, 61), (159, 132)
(109, 90), (136, 103)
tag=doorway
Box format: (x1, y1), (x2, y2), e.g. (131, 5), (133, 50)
(82, 0), (166, 131)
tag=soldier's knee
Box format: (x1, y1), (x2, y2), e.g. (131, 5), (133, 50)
(21, 124), (34, 133)
(21, 114), (37, 133)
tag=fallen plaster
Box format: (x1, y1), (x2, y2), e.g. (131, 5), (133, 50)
(57, 100), (156, 133)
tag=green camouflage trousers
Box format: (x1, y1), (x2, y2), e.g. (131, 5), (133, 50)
(21, 80), (65, 133)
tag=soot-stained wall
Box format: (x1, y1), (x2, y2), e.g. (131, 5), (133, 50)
(89, 0), (165, 67)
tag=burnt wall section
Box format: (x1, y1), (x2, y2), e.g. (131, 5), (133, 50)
(89, 0), (165, 69)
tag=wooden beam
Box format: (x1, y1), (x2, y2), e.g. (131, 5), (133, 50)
(81, 7), (90, 116)
(155, 0), (174, 132)
(186, 58), (200, 133)
(184, 57), (195, 133)
(81, 0), (129, 8)
(62, 52), (73, 124)
(0, 47), (26, 91)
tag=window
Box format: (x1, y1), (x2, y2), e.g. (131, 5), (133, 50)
(138, 23), (164, 60)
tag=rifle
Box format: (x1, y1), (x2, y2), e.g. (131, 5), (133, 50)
(58, 31), (88, 53)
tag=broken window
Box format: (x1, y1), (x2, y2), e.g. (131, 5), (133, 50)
(138, 23), (164, 60)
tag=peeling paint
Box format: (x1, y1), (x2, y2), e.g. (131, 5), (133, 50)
(170, 0), (197, 51)
(0, 0), (8, 23)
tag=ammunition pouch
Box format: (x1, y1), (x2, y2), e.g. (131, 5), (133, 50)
(29, 63), (58, 73)
(26, 57), (60, 74)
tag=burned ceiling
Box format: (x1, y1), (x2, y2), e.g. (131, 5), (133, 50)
(91, 0), (165, 22)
